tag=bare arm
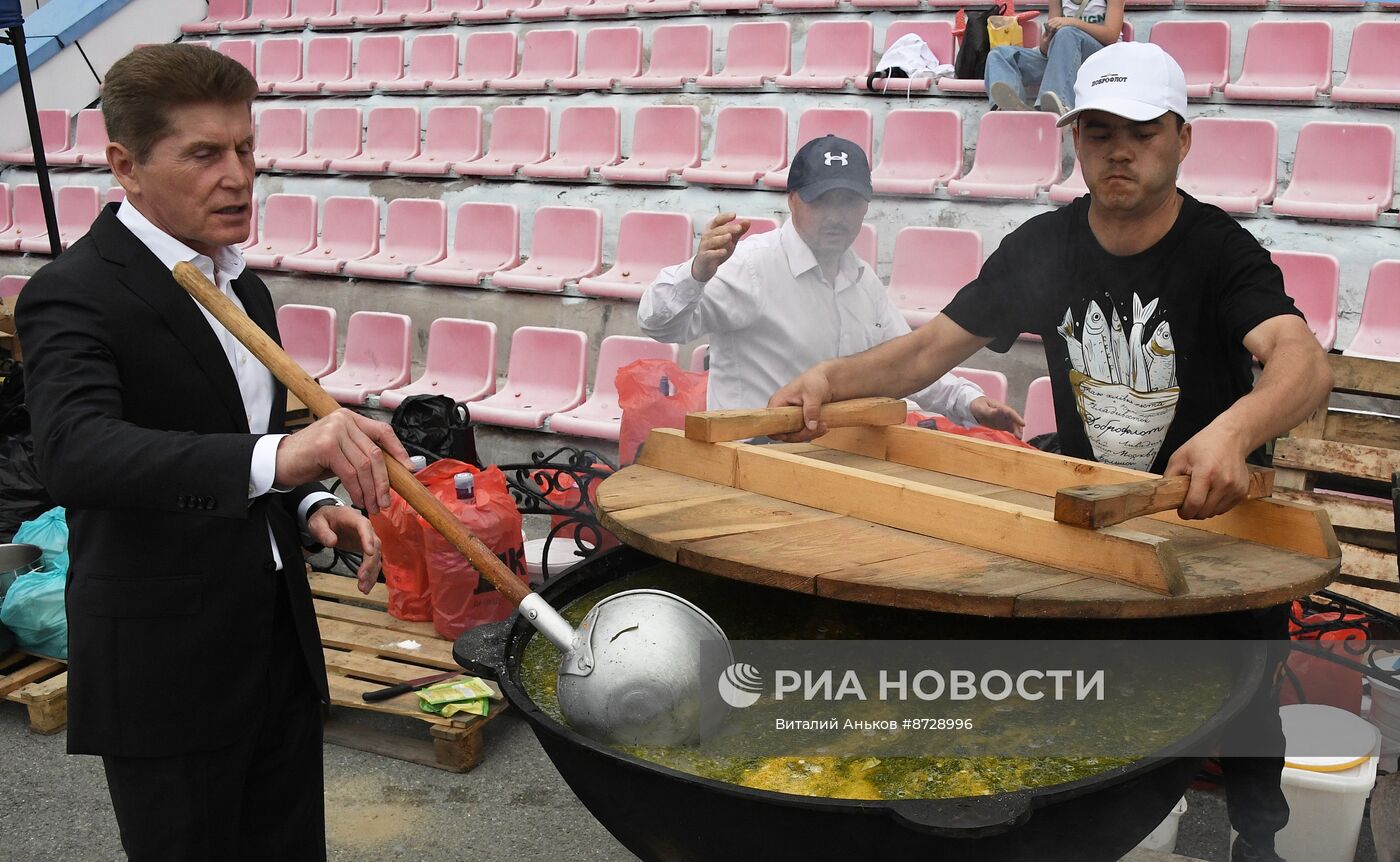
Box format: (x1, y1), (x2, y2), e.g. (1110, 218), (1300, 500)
(767, 314), (994, 439)
(1164, 315), (1332, 518)
(1045, 0), (1124, 48)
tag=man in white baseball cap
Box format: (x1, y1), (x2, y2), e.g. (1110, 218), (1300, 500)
(769, 41), (1329, 861)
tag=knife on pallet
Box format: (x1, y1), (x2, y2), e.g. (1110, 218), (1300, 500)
(361, 671), (460, 703)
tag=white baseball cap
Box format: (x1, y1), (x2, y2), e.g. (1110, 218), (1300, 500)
(1056, 42), (1188, 128)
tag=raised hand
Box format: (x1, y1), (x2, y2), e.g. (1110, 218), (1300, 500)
(691, 212), (751, 283)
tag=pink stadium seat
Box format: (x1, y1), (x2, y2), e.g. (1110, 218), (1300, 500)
(763, 108), (874, 190)
(1273, 122), (1395, 223)
(414, 202), (520, 286)
(223, 0), (290, 30)
(380, 318), (498, 409)
(217, 39), (257, 75)
(320, 311), (413, 406)
(860, 23), (956, 91)
(357, 0), (431, 26)
(952, 367), (1008, 404)
(323, 34), (404, 92)
(872, 109), (962, 195)
(380, 33), (459, 91)
(521, 106), (621, 180)
(342, 199), (447, 280)
(1177, 117), (1277, 215)
(775, 21), (873, 89)
(0, 275), (27, 298)
(601, 106), (702, 184)
(106, 186), (126, 205)
(619, 24), (711, 90)
(438, 32), (516, 92)
(407, 0), (481, 22)
(853, 0), (918, 10)
(255, 37), (303, 93)
(281, 196), (380, 276)
(18, 184), (99, 253)
(572, 0), (628, 16)
(239, 218), (258, 253)
(936, 21), (1041, 94)
(773, 0), (835, 11)
(888, 227), (981, 328)
(698, 0), (760, 11)
(274, 106), (360, 172)
(493, 30), (576, 91)
(0, 109), (69, 165)
(456, 105), (550, 177)
(329, 105), (420, 173)
(1021, 376), (1055, 441)
(254, 106), (307, 170)
(455, 0), (527, 20)
(1344, 260), (1400, 361)
(468, 326), (588, 429)
(516, 0), (578, 18)
(1048, 159), (1087, 205)
(1149, 20), (1229, 98)
(45, 109), (108, 168)
(1272, 250), (1339, 351)
(1223, 22), (1333, 102)
(689, 344), (708, 372)
(1333, 22), (1400, 106)
(855, 223), (876, 269)
(740, 216), (779, 240)
(0, 184), (9, 234)
(682, 106), (786, 188)
(550, 336), (680, 440)
(633, 0), (693, 13)
(276, 304), (338, 379)
(947, 111), (1061, 200)
(556, 27), (642, 91)
(388, 105), (481, 175)
(263, 0), (336, 29)
(578, 210), (693, 300)
(276, 36), (352, 94)
(242, 193), (317, 270)
(696, 21), (790, 89)
(1279, 0), (1360, 7)
(1185, 0), (1262, 10)
(492, 206), (602, 293)
(0, 185), (43, 252)
(309, 0), (381, 28)
(182, 0), (246, 33)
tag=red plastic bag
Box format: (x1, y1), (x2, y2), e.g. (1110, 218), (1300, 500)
(416, 460), (528, 640)
(1281, 601), (1366, 714)
(907, 412), (1035, 449)
(371, 488), (432, 622)
(617, 359), (708, 465)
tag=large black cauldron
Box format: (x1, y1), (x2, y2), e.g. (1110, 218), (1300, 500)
(456, 546), (1267, 862)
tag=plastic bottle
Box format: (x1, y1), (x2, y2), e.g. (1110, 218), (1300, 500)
(659, 374), (672, 397)
(454, 472), (475, 502)
(408, 455), (428, 472)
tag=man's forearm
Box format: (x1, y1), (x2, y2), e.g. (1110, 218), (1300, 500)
(826, 316), (989, 402)
(1210, 337), (1332, 456)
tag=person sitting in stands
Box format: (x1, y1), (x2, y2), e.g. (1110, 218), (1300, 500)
(986, 0), (1126, 116)
(638, 135), (1024, 434)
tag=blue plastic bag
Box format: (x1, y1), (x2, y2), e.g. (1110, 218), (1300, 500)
(0, 508), (69, 659)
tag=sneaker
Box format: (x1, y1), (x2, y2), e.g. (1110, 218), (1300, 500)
(1038, 91), (1067, 116)
(1232, 838), (1286, 862)
(990, 81), (1032, 112)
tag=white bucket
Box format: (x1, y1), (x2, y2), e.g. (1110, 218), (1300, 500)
(1271, 705), (1382, 862)
(1135, 796), (1188, 853)
(524, 537), (593, 587)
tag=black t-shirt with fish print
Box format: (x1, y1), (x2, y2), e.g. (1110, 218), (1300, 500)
(942, 191), (1303, 473)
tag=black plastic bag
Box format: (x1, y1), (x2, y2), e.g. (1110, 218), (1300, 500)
(955, 5), (1004, 80)
(389, 395), (480, 468)
(0, 434), (54, 543)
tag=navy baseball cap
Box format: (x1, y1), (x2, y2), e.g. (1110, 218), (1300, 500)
(787, 135), (872, 203)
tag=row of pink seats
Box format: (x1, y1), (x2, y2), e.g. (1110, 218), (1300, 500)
(0, 184), (105, 254)
(1051, 119), (1396, 222)
(0, 109), (110, 167)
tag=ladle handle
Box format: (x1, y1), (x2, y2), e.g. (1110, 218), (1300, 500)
(684, 397), (908, 443)
(1054, 466), (1274, 529)
(172, 262), (532, 607)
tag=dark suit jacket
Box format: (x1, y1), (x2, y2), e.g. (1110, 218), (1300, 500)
(17, 205), (331, 757)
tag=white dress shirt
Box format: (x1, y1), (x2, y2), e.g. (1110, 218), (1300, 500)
(117, 201), (336, 569)
(638, 221), (985, 426)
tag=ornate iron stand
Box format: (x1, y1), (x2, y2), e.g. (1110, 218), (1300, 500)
(499, 446), (617, 583)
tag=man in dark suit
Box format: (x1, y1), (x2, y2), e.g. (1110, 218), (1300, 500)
(17, 44), (411, 861)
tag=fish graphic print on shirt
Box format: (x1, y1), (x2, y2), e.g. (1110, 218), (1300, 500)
(1059, 293), (1178, 470)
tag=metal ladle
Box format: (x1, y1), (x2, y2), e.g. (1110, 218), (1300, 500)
(172, 262), (734, 747)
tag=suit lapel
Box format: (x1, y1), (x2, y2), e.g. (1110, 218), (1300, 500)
(91, 206), (251, 434)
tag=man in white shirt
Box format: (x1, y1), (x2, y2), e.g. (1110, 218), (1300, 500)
(639, 135), (1023, 433)
(18, 44), (411, 861)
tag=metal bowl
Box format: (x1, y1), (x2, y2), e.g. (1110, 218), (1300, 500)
(0, 543), (43, 600)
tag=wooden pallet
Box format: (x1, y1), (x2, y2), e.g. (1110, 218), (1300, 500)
(309, 571), (506, 772)
(1272, 354), (1399, 613)
(0, 649), (67, 734)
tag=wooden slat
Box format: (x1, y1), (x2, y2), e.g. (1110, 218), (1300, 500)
(1326, 410), (1400, 451)
(316, 617), (457, 669)
(818, 425), (1339, 559)
(308, 570), (389, 610)
(729, 445), (1188, 596)
(0, 657), (62, 698)
(322, 649), (504, 699)
(12, 671), (67, 703)
(1273, 489), (1395, 535)
(1273, 437), (1400, 484)
(684, 398), (906, 442)
(1329, 354), (1400, 399)
(1339, 542), (1398, 586)
(313, 598), (440, 641)
(593, 462), (745, 513)
(1331, 582), (1400, 617)
(1054, 468), (1273, 530)
(636, 430), (740, 486)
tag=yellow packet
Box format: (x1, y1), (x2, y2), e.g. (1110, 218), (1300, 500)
(417, 677), (495, 706)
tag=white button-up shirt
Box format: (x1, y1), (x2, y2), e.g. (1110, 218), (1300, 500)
(117, 201), (335, 569)
(638, 221), (984, 426)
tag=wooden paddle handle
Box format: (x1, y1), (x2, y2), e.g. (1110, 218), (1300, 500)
(171, 262), (531, 606)
(1054, 466), (1275, 529)
(684, 397), (908, 443)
